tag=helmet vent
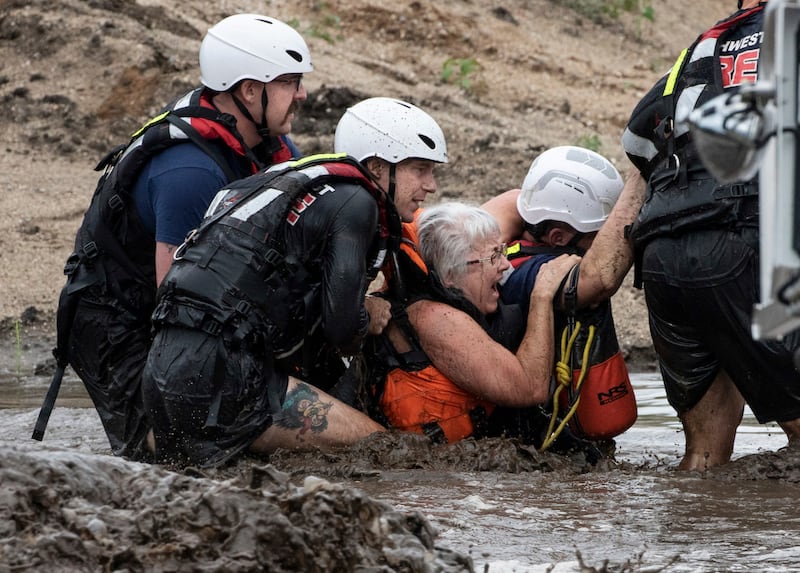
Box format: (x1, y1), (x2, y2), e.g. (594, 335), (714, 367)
(286, 50), (304, 63)
(418, 134), (436, 150)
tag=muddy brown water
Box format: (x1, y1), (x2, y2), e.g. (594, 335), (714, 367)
(2, 346), (800, 572)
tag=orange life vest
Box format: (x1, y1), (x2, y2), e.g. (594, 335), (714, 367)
(381, 364), (495, 444)
(373, 217), (497, 443)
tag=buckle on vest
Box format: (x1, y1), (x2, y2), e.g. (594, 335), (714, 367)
(201, 316), (223, 337)
(264, 248), (283, 267)
(654, 116), (673, 140)
(108, 194), (124, 211)
(82, 241), (99, 260)
(63, 253), (80, 275)
(235, 300), (252, 316)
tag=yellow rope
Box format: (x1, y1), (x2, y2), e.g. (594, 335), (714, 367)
(539, 322), (596, 452)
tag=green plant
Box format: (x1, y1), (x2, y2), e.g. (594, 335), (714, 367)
(549, 0), (654, 25)
(575, 134), (602, 152)
(441, 58), (481, 93)
(308, 12), (342, 44)
(286, 6), (343, 45)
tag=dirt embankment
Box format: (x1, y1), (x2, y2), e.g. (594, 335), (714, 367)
(3, 0), (736, 369)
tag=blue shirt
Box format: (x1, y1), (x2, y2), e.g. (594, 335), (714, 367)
(133, 135), (301, 246)
(499, 253), (557, 313)
(133, 142), (229, 246)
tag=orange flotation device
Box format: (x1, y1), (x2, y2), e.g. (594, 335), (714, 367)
(373, 215), (496, 443)
(381, 364), (494, 443)
(541, 263), (637, 447)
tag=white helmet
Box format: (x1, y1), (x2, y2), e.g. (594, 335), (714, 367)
(200, 14), (313, 91)
(334, 97), (449, 164)
(517, 146), (624, 233)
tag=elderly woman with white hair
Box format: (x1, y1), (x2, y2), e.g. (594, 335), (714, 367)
(369, 201), (579, 444)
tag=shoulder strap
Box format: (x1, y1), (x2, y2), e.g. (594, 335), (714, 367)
(173, 153), (374, 260)
(164, 113), (238, 182)
(506, 243), (580, 261)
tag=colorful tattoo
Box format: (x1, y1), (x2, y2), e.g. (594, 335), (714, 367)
(275, 383), (332, 436)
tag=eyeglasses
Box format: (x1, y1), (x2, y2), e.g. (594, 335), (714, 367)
(272, 74), (303, 92)
(465, 243), (507, 267)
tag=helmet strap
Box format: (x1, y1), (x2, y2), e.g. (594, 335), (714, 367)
(525, 221), (549, 243)
(388, 163), (397, 202)
(230, 84), (271, 140)
(228, 84), (282, 164)
(257, 85), (271, 140)
(566, 231), (585, 249)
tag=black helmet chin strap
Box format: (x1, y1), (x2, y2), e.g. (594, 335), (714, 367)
(257, 85), (271, 139)
(387, 163), (397, 201)
(231, 83), (271, 140)
(230, 82), (283, 161)
(566, 231), (585, 249)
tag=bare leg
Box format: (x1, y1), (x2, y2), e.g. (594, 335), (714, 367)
(249, 377), (385, 454)
(678, 370), (744, 471)
(778, 417), (800, 449)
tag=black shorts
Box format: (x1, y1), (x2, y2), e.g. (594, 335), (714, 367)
(68, 295), (152, 460)
(642, 229), (800, 423)
(142, 326), (288, 467)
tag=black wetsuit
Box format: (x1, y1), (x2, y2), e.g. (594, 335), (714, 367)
(141, 157), (388, 467)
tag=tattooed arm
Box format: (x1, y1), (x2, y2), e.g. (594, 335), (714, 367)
(249, 378), (385, 453)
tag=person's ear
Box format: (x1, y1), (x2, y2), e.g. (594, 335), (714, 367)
(237, 80), (262, 103)
(365, 157), (384, 180)
(546, 226), (569, 247)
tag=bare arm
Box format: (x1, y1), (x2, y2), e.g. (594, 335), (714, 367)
(577, 170), (645, 307)
(410, 254), (579, 406)
(364, 295), (392, 335)
(481, 189), (524, 244)
(155, 241), (178, 287)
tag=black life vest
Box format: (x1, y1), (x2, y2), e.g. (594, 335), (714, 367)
(33, 88), (267, 442)
(56, 87), (264, 352)
(152, 154), (397, 375)
(624, 5), (765, 283)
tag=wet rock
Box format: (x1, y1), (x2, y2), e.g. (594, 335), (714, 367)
(0, 444), (475, 572)
(710, 445), (800, 482)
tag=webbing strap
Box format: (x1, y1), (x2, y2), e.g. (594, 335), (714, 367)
(164, 114), (238, 182)
(663, 49), (688, 97)
(31, 365), (65, 441)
